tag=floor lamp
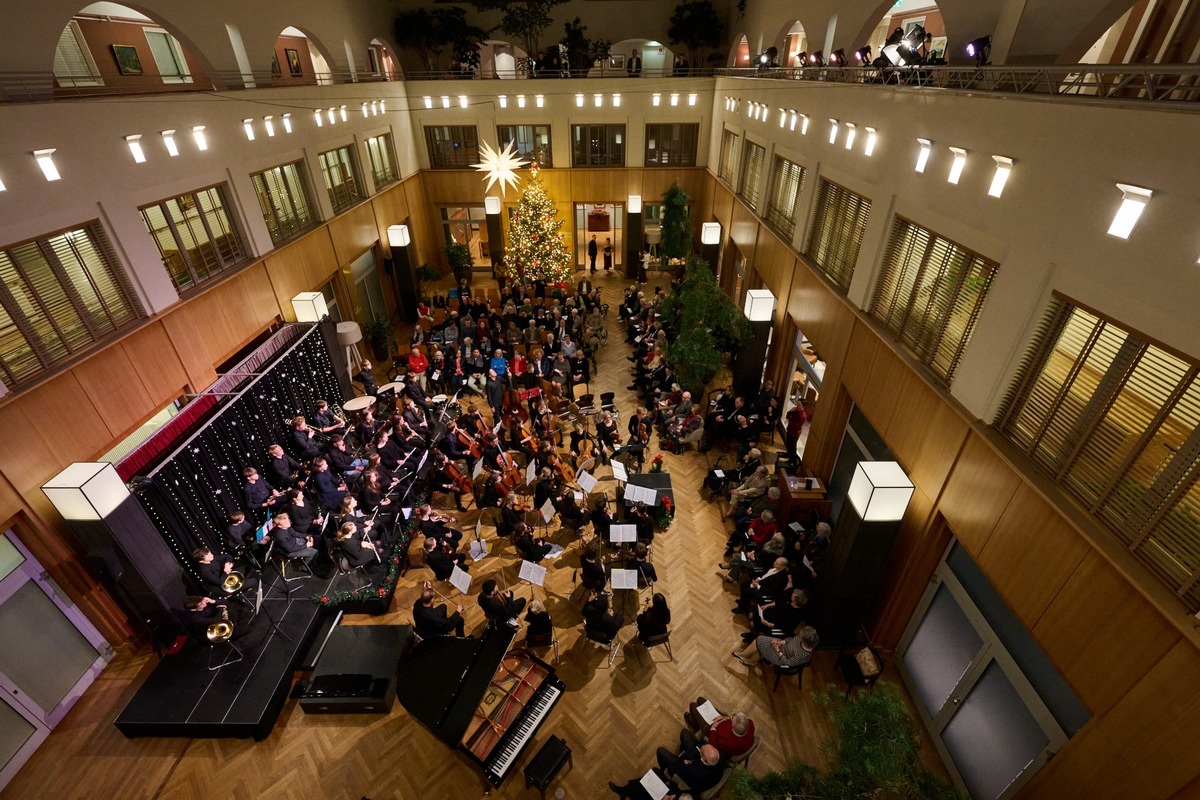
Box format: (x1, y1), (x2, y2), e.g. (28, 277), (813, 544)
(337, 321), (364, 380)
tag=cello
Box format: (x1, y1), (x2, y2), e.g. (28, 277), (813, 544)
(442, 458), (474, 497)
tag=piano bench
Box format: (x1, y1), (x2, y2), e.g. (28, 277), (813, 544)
(524, 735), (573, 798)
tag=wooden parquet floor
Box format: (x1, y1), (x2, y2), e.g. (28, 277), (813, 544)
(2, 268), (945, 800)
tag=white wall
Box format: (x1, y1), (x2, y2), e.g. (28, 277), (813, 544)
(710, 75), (1200, 422)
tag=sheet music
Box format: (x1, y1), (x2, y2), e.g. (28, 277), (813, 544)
(449, 565), (472, 594)
(789, 521), (803, 533)
(540, 499), (556, 523)
(577, 470), (598, 494)
(640, 769), (670, 800)
(473, 459), (484, 480)
(714, 469), (725, 478)
(402, 507), (413, 519)
(611, 568), (638, 590)
(697, 700), (720, 725)
(518, 560), (547, 586)
(573, 491), (584, 501)
(545, 543), (565, 560)
(626, 484), (657, 505)
(525, 460), (537, 484)
(468, 539), (490, 561)
(610, 524), (638, 543)
(611, 459), (628, 483)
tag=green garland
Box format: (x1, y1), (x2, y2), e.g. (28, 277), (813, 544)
(312, 524), (413, 608)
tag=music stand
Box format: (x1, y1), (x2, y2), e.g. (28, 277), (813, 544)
(519, 559), (547, 599)
(469, 518), (489, 561)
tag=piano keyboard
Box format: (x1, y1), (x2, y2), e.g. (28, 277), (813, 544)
(485, 681), (563, 784)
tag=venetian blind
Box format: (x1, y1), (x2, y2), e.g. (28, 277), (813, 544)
(739, 141), (765, 211)
(764, 155), (805, 238)
(804, 178), (870, 293)
(871, 217), (997, 384)
(998, 299), (1200, 610)
(319, 145), (363, 214)
(251, 162), (316, 244)
(718, 129), (737, 183)
(365, 134), (398, 189)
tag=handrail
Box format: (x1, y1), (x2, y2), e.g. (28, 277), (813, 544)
(714, 63), (1200, 108)
(3, 62), (1198, 107)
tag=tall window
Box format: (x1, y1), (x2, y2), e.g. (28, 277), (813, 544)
(53, 21), (101, 87)
(645, 123), (699, 167)
(424, 126), (479, 168)
(805, 179), (871, 293)
(998, 298), (1200, 610)
(364, 133), (398, 190)
(143, 29), (190, 83)
(718, 129), (738, 183)
(140, 185), (248, 292)
(0, 223), (144, 387)
(250, 162), (318, 245)
(871, 218), (997, 385)
(497, 125), (552, 167)
(318, 145), (363, 214)
(571, 124), (625, 167)
(764, 155), (805, 238)
(738, 141), (765, 210)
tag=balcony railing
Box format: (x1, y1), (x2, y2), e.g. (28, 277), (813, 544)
(715, 63), (1200, 107)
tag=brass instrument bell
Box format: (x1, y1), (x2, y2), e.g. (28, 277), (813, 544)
(206, 621), (234, 643)
(222, 570), (245, 593)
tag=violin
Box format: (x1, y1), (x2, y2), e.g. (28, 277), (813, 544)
(637, 420), (650, 446)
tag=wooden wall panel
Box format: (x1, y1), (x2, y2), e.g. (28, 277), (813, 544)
(263, 230), (338, 314)
(402, 177), (439, 269)
(0, 403), (62, 498)
(70, 345), (152, 439)
(160, 303), (219, 390)
(937, 432), (1021, 555)
(698, 172), (717, 224)
(976, 484), (1092, 628)
(120, 322), (190, 405)
(1032, 550), (1178, 715)
(838, 323), (882, 413)
(420, 170), (483, 203)
(1026, 640), (1200, 799)
(850, 331), (906, 435)
(569, 169), (638, 202)
(327, 202), (379, 266)
(711, 182), (734, 228)
(729, 200), (759, 266)
(0, 471), (26, 524)
(18, 376), (112, 464)
(370, 182), (412, 235)
(234, 265), (284, 332)
(883, 368), (969, 501)
(871, 511), (955, 647)
(639, 168), (705, 203)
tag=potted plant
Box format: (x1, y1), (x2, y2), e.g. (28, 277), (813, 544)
(445, 242), (474, 287)
(415, 263), (443, 300)
(362, 313), (397, 362)
(661, 257), (749, 393)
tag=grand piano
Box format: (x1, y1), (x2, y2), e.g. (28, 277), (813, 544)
(396, 624), (565, 788)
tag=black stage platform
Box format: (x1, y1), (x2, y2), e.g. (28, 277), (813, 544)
(115, 570), (342, 740)
(624, 472), (674, 507)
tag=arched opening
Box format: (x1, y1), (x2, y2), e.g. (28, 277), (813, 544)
(610, 38), (675, 77)
(777, 20), (809, 66)
(477, 40), (528, 79)
(729, 34), (751, 67)
(51, 2), (215, 94)
(272, 26), (335, 86)
(367, 37), (397, 80)
(1078, 0), (1200, 65)
(859, 0), (948, 65)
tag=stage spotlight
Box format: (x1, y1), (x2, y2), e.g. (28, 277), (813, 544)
(809, 51), (825, 67)
(854, 46), (872, 63)
(795, 51), (807, 67)
(966, 35), (992, 66)
(829, 48), (846, 66)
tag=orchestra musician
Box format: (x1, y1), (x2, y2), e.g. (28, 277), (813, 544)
(364, 453), (400, 492)
(269, 512), (318, 560)
(440, 418), (478, 468)
(311, 400), (346, 436)
(265, 443), (306, 489)
(479, 579), (526, 628)
(326, 434), (366, 480)
(193, 546), (236, 593)
(284, 487), (323, 535)
(373, 430), (406, 471)
(424, 536), (468, 580)
(412, 582), (465, 638)
(184, 595), (253, 641)
(354, 409), (382, 450)
(428, 450), (469, 512)
(335, 521), (379, 570)
(358, 468), (393, 515)
(414, 504), (464, 548)
(225, 510), (255, 553)
(512, 523), (552, 563)
(289, 416), (323, 461)
(310, 457), (349, 511)
(595, 411), (619, 466)
(241, 467), (283, 522)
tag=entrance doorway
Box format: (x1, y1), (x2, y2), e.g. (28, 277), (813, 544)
(348, 248), (387, 325)
(440, 206), (494, 268)
(0, 531), (111, 791)
(575, 203), (623, 272)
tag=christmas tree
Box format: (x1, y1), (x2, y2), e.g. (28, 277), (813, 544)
(507, 165), (573, 283)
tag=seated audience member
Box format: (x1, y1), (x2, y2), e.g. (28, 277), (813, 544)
(731, 625), (819, 669)
(682, 697), (756, 758)
(608, 743), (724, 798)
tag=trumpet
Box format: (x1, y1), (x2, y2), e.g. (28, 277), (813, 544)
(206, 620), (234, 643)
(222, 571), (245, 593)
(332, 404), (348, 426)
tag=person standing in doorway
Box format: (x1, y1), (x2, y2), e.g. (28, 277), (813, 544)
(588, 234), (598, 272)
(603, 237), (614, 271)
(627, 49), (642, 77)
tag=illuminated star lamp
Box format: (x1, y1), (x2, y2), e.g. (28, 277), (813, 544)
(471, 139), (528, 197)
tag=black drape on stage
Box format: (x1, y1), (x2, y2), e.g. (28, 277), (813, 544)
(135, 323), (344, 579)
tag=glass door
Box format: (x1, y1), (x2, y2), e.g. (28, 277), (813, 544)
(575, 203), (622, 272)
(0, 531), (111, 791)
(348, 249), (387, 326)
(897, 552), (1067, 799)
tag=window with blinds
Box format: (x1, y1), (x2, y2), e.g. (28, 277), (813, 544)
(764, 155), (805, 238)
(365, 134), (398, 190)
(140, 185), (247, 293)
(53, 21), (102, 87)
(318, 145), (363, 214)
(571, 124), (625, 167)
(738, 141), (765, 210)
(498, 125), (552, 167)
(250, 162), (318, 245)
(998, 299), (1200, 610)
(805, 178), (871, 293)
(424, 125), (480, 168)
(143, 29), (190, 83)
(717, 129), (738, 183)
(645, 123), (699, 167)
(0, 224), (144, 388)
(871, 218), (997, 384)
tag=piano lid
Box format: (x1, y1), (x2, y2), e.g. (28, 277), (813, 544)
(396, 624), (516, 744)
